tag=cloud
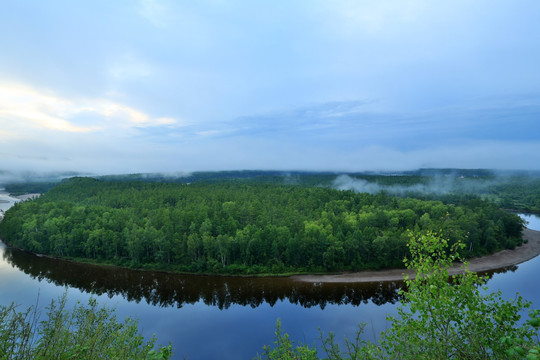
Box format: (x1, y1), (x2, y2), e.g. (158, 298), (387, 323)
(217, 97), (540, 151)
(0, 82), (181, 136)
(0, 84), (98, 133)
(1, 83), (539, 175)
(99, 103), (149, 125)
(1, 1), (539, 175)
(155, 117), (177, 125)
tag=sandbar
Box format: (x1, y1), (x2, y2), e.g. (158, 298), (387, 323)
(291, 228), (540, 283)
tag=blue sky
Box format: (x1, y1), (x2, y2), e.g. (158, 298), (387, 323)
(1, 0), (540, 174)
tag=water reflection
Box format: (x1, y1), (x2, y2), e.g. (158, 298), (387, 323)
(3, 241), (519, 311)
(2, 243), (402, 309)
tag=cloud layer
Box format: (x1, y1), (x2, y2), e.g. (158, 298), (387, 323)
(0, 1), (539, 174)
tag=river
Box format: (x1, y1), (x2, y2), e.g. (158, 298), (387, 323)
(0, 190), (20, 214)
(0, 210), (539, 359)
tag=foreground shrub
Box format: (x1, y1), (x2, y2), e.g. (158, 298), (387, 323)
(0, 292), (172, 360)
(258, 231), (540, 359)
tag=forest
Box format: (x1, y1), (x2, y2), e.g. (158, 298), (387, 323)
(0, 176), (524, 275)
(6, 169), (540, 213)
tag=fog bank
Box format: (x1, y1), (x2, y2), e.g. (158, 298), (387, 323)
(332, 174), (507, 196)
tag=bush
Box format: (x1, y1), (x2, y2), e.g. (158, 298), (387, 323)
(0, 292), (172, 360)
(257, 231), (540, 359)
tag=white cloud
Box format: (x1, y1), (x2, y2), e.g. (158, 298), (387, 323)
(155, 117), (177, 125)
(0, 82), (181, 136)
(0, 83), (98, 133)
(99, 103), (149, 125)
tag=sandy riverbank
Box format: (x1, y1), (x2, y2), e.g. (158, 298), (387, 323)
(291, 228), (540, 283)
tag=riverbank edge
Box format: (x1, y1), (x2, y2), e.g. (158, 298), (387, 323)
(2, 228), (539, 281)
(0, 241), (330, 279)
(291, 227), (540, 283)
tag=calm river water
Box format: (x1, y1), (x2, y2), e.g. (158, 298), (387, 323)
(0, 202), (539, 359)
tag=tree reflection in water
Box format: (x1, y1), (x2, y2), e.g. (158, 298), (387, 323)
(2, 245), (404, 309)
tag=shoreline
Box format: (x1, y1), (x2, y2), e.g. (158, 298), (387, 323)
(291, 227), (540, 283)
(3, 228), (539, 281)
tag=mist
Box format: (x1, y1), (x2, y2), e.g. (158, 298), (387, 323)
(0, 170), (92, 187)
(331, 174), (515, 196)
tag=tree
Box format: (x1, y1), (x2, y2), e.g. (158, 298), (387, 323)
(258, 231), (540, 359)
(380, 230), (539, 359)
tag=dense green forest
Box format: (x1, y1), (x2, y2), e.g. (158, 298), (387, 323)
(5, 169), (540, 213)
(489, 177), (540, 214)
(0, 177), (524, 274)
(3, 182), (58, 196)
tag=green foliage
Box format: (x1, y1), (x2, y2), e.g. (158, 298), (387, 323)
(379, 231), (537, 359)
(256, 319), (319, 360)
(3, 182), (58, 196)
(258, 231), (540, 359)
(0, 178), (524, 275)
(0, 292), (172, 360)
(489, 177), (540, 214)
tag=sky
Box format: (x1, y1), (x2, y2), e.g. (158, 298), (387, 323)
(1, 0), (540, 175)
